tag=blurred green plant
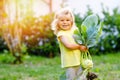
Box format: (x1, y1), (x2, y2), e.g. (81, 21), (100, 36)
(21, 13), (59, 57)
(97, 7), (120, 53)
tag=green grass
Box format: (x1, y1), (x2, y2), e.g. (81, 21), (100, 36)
(0, 53), (120, 80)
(92, 53), (120, 80)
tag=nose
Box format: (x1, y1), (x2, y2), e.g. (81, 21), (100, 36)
(63, 20), (67, 24)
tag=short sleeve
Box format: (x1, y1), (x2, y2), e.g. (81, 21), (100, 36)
(57, 31), (65, 37)
(72, 26), (79, 31)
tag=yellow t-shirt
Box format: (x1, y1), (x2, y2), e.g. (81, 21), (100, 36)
(57, 28), (81, 68)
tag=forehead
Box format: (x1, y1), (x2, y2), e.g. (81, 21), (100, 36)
(58, 14), (72, 20)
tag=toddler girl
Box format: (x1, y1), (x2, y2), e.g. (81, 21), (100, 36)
(51, 7), (88, 80)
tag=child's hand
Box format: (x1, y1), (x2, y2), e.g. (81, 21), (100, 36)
(79, 45), (88, 52)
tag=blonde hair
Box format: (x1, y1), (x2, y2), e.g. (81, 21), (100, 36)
(51, 7), (76, 35)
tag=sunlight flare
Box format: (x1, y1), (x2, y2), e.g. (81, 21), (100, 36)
(3, 0), (49, 23)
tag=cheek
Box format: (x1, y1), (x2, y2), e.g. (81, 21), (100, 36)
(71, 21), (73, 25)
(69, 21), (73, 26)
(57, 23), (60, 28)
(57, 23), (61, 29)
(57, 21), (62, 27)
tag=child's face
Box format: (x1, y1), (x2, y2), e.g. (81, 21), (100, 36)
(57, 14), (73, 31)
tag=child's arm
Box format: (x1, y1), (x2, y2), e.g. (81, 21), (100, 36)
(59, 36), (88, 51)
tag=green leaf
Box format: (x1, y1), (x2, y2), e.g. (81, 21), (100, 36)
(81, 14), (98, 28)
(86, 27), (98, 47)
(81, 25), (87, 41)
(74, 30), (83, 44)
(74, 14), (103, 48)
(74, 29), (80, 34)
(97, 22), (104, 37)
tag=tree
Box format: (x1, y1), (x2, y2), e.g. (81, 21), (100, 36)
(0, 0), (30, 64)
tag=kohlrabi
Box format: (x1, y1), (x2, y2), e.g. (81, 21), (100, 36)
(74, 14), (103, 70)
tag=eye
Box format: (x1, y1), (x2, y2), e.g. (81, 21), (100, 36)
(67, 19), (70, 21)
(60, 19), (64, 21)
(66, 19), (70, 21)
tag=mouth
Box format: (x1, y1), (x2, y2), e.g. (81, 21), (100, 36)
(62, 25), (68, 27)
